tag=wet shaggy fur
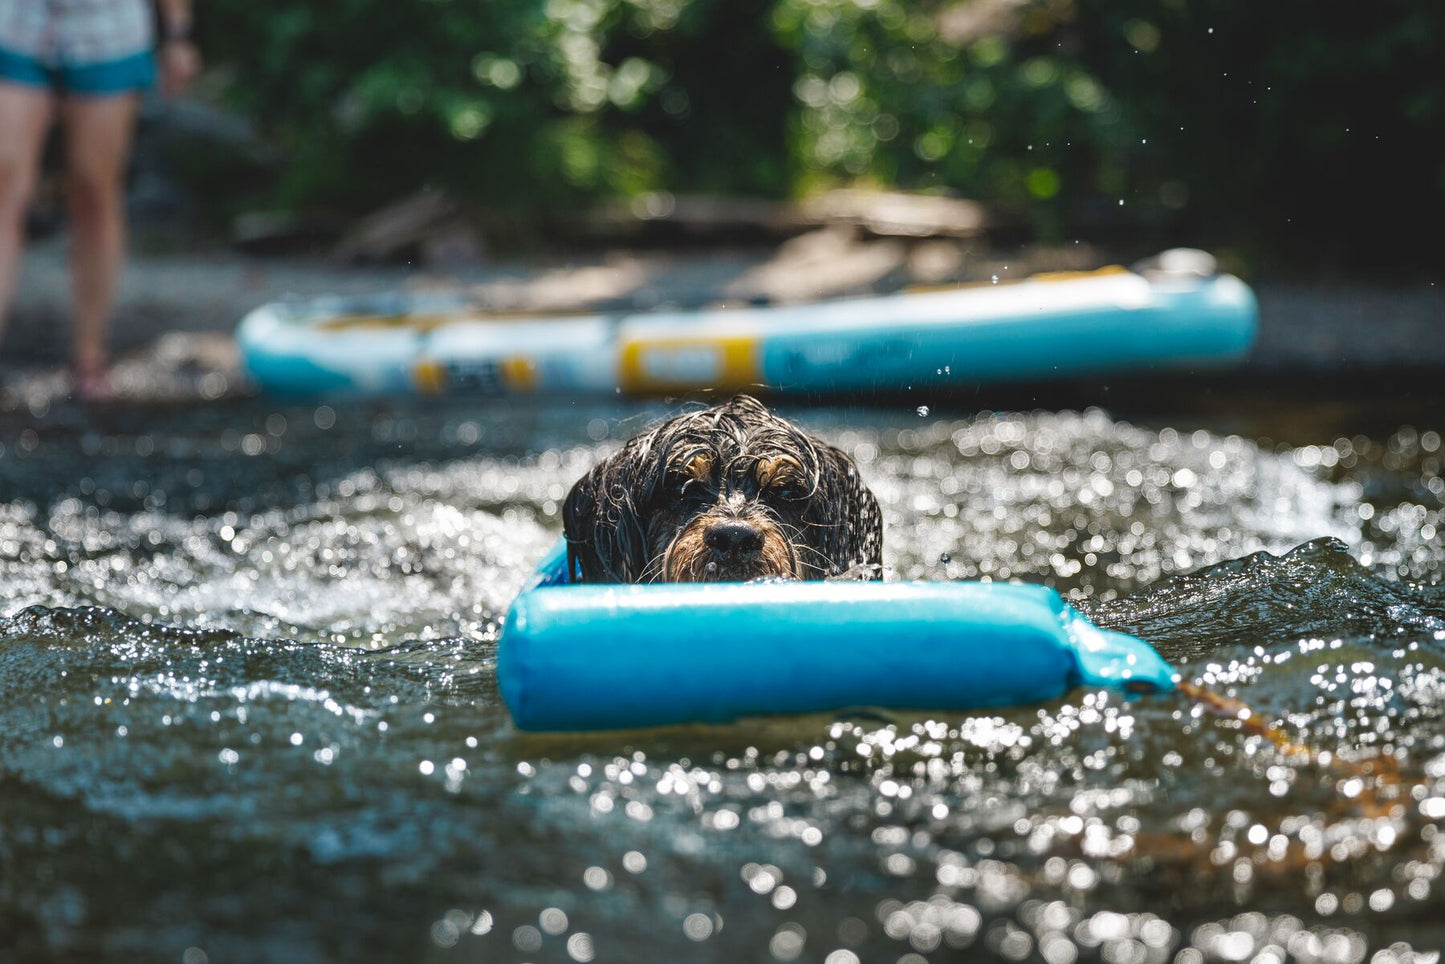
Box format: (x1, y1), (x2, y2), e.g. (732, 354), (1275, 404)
(563, 395), (883, 584)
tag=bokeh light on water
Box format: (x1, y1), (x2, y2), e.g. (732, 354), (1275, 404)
(1, 396), (1443, 962)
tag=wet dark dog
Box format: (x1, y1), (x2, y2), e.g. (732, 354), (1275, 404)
(563, 395), (882, 583)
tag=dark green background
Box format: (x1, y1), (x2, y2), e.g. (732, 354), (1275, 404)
(196, 0), (1444, 271)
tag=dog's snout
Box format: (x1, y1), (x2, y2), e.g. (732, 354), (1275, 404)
(704, 520), (764, 558)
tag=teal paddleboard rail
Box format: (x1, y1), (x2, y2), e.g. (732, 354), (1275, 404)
(237, 255), (1257, 397)
(497, 544), (1176, 732)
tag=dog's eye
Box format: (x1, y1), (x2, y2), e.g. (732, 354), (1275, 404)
(667, 452), (714, 501)
(772, 481), (805, 501)
(667, 475), (705, 501)
(765, 471), (808, 501)
(758, 457), (807, 501)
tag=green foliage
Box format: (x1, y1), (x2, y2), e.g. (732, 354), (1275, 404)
(199, 0), (1445, 265)
(770, 0), (1131, 237)
(201, 0), (792, 214)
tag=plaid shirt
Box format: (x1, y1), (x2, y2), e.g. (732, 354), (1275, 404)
(0, 0), (153, 67)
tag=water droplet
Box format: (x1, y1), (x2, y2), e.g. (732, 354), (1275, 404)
(916, 406), (930, 417)
(683, 913), (714, 941)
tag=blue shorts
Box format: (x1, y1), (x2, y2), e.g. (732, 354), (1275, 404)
(0, 0), (155, 95)
(0, 44), (154, 94)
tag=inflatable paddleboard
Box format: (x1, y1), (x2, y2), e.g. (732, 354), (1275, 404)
(497, 542), (1176, 732)
(237, 250), (1256, 397)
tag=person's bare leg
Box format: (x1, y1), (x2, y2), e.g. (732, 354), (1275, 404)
(60, 92), (138, 392)
(0, 83), (54, 352)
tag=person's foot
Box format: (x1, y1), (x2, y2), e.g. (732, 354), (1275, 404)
(71, 354), (116, 403)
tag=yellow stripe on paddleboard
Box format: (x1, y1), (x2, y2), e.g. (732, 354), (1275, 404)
(317, 308), (597, 333)
(619, 336), (760, 393)
(412, 356), (539, 394)
(904, 264), (1130, 294)
(413, 359), (448, 393)
(499, 356), (539, 391)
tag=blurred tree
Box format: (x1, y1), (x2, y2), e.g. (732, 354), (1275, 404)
(770, 0), (1131, 240)
(201, 0), (791, 217)
(608, 0), (794, 196)
(196, 0), (1445, 269)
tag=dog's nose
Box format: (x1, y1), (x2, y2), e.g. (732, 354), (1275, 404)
(705, 520), (763, 558)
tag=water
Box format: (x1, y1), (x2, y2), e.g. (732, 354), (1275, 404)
(2, 394), (1443, 963)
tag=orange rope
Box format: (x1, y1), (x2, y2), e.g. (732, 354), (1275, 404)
(1176, 680), (1317, 763)
(1175, 680), (1401, 812)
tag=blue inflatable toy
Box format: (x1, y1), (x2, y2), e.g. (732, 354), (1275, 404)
(497, 543), (1177, 732)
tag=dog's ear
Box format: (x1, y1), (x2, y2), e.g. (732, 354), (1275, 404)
(809, 441), (884, 577)
(562, 439), (654, 583)
(562, 461), (605, 582)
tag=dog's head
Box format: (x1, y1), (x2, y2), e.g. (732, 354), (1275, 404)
(563, 395), (882, 583)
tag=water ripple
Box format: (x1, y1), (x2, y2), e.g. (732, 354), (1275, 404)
(2, 400), (1443, 962)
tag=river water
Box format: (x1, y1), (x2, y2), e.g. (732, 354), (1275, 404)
(1, 393), (1443, 963)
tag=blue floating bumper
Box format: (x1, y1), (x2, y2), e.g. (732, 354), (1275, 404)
(497, 545), (1176, 732)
